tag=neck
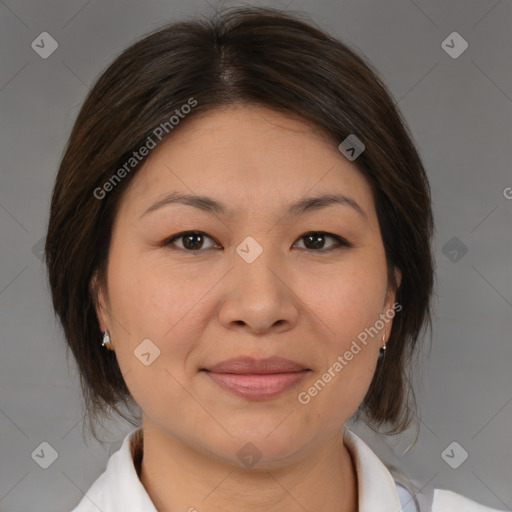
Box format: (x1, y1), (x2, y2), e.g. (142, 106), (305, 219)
(136, 422), (358, 512)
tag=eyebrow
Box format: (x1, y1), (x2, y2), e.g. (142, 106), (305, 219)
(140, 191), (367, 220)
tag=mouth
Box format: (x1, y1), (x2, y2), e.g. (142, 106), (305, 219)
(200, 356), (311, 400)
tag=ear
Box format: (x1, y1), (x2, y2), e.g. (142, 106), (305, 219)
(384, 267), (402, 312)
(393, 267), (402, 291)
(90, 269), (109, 331)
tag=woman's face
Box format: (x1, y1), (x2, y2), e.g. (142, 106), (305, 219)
(94, 104), (399, 467)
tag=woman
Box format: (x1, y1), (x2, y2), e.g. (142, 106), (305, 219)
(44, 6), (505, 512)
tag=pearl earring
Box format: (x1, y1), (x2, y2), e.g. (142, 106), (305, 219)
(101, 329), (111, 349)
(379, 332), (387, 358)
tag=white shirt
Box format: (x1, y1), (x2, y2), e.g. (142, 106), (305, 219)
(70, 427), (505, 512)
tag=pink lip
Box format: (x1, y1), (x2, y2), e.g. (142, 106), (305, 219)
(201, 356), (311, 400)
(203, 371), (310, 399)
(203, 356), (308, 374)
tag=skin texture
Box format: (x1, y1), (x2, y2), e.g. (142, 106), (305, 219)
(93, 104), (399, 512)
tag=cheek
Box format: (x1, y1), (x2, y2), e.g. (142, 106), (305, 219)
(300, 256), (388, 411)
(108, 244), (195, 335)
(106, 252), (201, 416)
(313, 258), (388, 342)
(103, 246), (184, 371)
(106, 246), (224, 385)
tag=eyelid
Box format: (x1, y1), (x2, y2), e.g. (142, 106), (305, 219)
(162, 230), (220, 250)
(293, 232), (351, 251)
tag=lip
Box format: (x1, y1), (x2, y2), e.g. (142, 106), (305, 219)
(201, 356), (311, 400)
(203, 356), (308, 374)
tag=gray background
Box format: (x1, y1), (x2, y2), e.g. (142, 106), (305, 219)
(1, 1), (511, 511)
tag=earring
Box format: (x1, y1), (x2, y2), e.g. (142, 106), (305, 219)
(379, 332), (387, 358)
(101, 329), (111, 349)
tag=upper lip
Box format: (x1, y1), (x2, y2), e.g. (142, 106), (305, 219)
(202, 356), (309, 374)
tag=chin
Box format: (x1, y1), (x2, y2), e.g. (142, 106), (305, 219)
(210, 421), (312, 467)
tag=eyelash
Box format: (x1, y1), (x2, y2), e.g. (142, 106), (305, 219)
(162, 230), (351, 253)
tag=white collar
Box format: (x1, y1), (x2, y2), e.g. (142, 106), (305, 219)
(343, 428), (404, 511)
(86, 427), (156, 511)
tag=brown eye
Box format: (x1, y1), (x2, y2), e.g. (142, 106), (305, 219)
(163, 230), (350, 253)
(294, 232), (350, 251)
(164, 231), (218, 251)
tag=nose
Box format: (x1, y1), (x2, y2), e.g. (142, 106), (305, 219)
(217, 246), (300, 335)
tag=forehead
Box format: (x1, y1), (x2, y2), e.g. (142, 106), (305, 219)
(117, 105), (375, 221)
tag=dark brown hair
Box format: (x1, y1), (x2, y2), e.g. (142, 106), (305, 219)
(45, 5), (434, 441)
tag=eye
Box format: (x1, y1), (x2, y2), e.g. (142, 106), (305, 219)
(163, 231), (219, 252)
(162, 230), (350, 253)
(294, 231), (350, 252)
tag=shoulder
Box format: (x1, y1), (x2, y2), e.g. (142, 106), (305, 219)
(430, 488), (508, 512)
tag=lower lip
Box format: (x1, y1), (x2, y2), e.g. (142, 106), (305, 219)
(202, 370), (310, 400)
